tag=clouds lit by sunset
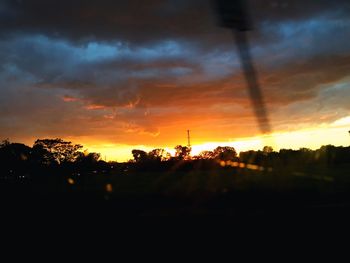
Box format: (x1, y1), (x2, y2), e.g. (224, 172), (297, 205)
(0, 0), (350, 161)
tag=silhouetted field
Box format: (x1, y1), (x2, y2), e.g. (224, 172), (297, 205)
(1, 139), (350, 216)
(1, 161), (350, 216)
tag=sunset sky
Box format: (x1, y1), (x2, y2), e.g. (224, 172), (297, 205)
(1, 0), (350, 161)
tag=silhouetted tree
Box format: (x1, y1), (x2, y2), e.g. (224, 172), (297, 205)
(75, 151), (101, 172)
(33, 139), (83, 165)
(0, 142), (31, 163)
(239, 150), (257, 164)
(263, 146), (273, 154)
(77, 151), (101, 164)
(148, 149), (171, 162)
(174, 145), (191, 160)
(318, 145), (337, 165)
(132, 149), (148, 163)
(0, 139), (10, 148)
(212, 146), (237, 161)
(298, 148), (314, 164)
(198, 150), (215, 160)
(0, 142), (32, 178)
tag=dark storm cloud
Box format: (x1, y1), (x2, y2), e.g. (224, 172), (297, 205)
(1, 0), (350, 43)
(0, 0), (213, 43)
(249, 0), (350, 23)
(1, 0), (350, 144)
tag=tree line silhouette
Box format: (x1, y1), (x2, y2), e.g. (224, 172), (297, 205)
(1, 137), (350, 215)
(1, 138), (350, 182)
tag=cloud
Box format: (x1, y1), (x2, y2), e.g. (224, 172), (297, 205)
(1, 0), (349, 43)
(1, 0), (350, 147)
(0, 0), (215, 43)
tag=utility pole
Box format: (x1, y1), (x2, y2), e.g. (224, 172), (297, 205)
(187, 130), (191, 148)
(213, 0), (271, 134)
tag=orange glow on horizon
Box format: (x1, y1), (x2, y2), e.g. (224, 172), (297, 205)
(14, 116), (350, 163)
(79, 116), (350, 162)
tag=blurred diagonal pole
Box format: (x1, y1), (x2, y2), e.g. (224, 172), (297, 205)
(234, 30), (271, 134)
(213, 0), (271, 134)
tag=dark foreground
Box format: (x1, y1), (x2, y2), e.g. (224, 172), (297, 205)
(2, 163), (350, 217)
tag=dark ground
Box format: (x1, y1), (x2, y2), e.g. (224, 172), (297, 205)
(2, 163), (350, 217)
